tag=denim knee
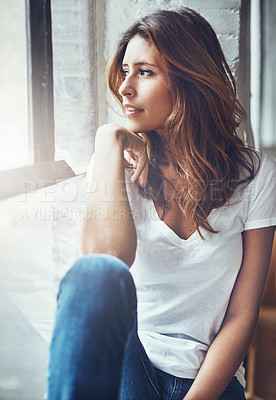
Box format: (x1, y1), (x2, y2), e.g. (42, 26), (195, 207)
(57, 253), (137, 315)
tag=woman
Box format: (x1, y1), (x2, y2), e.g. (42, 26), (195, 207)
(47, 8), (276, 400)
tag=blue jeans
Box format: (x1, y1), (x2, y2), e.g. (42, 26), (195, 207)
(47, 254), (246, 400)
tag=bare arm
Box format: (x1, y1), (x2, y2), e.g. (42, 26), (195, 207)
(184, 226), (275, 400)
(81, 123), (148, 267)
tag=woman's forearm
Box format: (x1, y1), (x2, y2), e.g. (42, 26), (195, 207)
(183, 314), (257, 400)
(81, 125), (137, 267)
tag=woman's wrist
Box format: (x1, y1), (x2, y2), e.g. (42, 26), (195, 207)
(95, 123), (126, 151)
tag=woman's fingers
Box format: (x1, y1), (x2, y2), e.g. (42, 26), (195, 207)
(131, 156), (149, 187)
(138, 160), (149, 188)
(124, 133), (149, 188)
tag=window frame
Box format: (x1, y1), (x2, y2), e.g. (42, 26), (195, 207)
(238, 0), (255, 147)
(25, 0), (55, 163)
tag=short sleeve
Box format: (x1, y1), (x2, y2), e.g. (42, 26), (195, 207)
(244, 153), (276, 230)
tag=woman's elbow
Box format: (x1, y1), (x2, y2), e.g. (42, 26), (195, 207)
(81, 240), (136, 268)
(225, 309), (260, 332)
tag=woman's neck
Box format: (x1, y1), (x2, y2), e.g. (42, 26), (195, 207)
(159, 164), (185, 203)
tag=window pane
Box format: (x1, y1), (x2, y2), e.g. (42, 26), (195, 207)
(51, 0), (97, 166)
(0, 0), (30, 171)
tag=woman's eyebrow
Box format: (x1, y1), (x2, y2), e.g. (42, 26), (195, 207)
(122, 62), (157, 67)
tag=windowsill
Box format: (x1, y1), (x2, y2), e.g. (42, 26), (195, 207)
(70, 162), (90, 176)
(0, 160), (76, 201)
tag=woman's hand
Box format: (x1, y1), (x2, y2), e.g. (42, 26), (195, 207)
(96, 123), (149, 188)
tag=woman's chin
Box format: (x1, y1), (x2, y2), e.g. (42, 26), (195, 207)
(126, 121), (157, 134)
(126, 121), (143, 133)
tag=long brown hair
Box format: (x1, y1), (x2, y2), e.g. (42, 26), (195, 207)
(108, 8), (259, 236)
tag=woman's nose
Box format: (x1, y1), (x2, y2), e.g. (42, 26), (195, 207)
(119, 76), (136, 97)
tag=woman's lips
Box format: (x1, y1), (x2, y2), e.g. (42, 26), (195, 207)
(124, 104), (144, 116)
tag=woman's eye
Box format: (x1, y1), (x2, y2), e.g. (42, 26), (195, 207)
(139, 68), (153, 76)
(120, 68), (153, 78)
(121, 69), (129, 78)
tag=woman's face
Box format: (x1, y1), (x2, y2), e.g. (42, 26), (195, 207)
(119, 35), (172, 135)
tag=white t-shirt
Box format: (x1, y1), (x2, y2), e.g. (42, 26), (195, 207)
(124, 152), (276, 386)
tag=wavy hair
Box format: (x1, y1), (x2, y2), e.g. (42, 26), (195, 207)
(108, 8), (259, 235)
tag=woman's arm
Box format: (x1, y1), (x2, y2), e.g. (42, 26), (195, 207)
(184, 226), (275, 400)
(81, 123), (148, 267)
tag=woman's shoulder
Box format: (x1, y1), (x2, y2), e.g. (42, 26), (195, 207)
(241, 150), (276, 230)
(249, 150), (276, 185)
(258, 150), (276, 172)
(210, 150), (276, 234)
(238, 148), (275, 184)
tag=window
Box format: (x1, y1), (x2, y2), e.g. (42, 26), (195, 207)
(0, 0), (98, 200)
(51, 0), (97, 166)
(0, 0), (29, 171)
(0, 0), (55, 173)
